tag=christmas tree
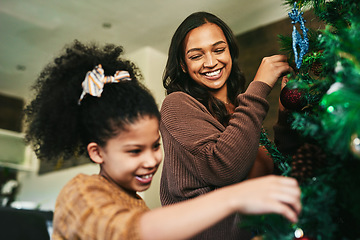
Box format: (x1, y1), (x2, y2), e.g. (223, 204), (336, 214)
(242, 1), (360, 239)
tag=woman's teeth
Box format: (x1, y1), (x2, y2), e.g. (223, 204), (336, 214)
(205, 69), (221, 77)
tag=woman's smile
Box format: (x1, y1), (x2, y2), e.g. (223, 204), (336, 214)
(183, 22), (232, 96)
(202, 68), (223, 79)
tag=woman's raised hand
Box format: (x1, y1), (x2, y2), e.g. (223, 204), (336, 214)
(253, 55), (292, 88)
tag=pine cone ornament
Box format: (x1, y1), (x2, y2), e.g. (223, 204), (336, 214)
(290, 143), (327, 183)
(310, 51), (323, 76)
(311, 61), (323, 76)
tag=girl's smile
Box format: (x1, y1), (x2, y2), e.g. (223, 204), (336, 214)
(89, 116), (162, 195)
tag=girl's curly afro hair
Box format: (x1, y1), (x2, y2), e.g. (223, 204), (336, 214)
(24, 40), (160, 162)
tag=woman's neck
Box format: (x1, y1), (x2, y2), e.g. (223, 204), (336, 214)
(224, 102), (235, 114)
(209, 83), (229, 104)
(209, 85), (235, 114)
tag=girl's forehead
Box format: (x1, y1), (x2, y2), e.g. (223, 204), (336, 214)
(112, 116), (160, 140)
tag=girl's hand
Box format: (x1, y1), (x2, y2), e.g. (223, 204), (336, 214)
(253, 55), (292, 88)
(139, 175), (301, 240)
(229, 175), (301, 223)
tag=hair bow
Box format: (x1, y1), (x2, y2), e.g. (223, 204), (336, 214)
(78, 64), (131, 104)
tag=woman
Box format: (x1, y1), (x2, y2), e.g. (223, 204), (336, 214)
(160, 12), (292, 239)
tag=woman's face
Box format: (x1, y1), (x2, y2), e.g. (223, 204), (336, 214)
(182, 22), (232, 95)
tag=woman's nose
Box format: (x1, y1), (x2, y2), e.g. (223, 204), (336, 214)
(203, 53), (217, 68)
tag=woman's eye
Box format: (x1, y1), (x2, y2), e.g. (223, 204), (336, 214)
(215, 48), (225, 54)
(189, 54), (202, 60)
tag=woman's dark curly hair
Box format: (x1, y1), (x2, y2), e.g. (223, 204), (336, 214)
(24, 40), (160, 162)
(163, 11), (246, 126)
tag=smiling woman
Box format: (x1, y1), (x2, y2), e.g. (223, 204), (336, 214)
(160, 11), (293, 239)
(182, 23), (232, 102)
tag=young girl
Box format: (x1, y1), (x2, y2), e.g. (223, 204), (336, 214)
(25, 40), (301, 240)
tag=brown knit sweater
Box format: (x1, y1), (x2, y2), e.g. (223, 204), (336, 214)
(160, 81), (272, 239)
(52, 174), (149, 240)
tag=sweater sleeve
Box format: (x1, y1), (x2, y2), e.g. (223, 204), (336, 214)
(52, 174), (149, 240)
(160, 81), (272, 186)
(273, 109), (302, 156)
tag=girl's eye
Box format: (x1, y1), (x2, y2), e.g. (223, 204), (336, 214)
(153, 142), (161, 150)
(128, 149), (141, 154)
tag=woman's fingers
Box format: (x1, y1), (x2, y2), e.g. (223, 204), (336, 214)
(281, 75), (289, 89)
(254, 55), (291, 88)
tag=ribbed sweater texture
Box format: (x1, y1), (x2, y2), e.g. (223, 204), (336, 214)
(160, 81), (272, 239)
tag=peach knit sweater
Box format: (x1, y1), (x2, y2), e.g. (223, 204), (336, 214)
(52, 174), (149, 240)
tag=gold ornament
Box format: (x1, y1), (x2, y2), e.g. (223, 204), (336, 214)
(350, 134), (360, 159)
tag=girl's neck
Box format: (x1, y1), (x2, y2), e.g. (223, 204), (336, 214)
(99, 171), (138, 198)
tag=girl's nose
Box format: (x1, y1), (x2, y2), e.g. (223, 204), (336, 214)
(143, 150), (162, 168)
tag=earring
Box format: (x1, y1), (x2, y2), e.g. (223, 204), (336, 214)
(180, 62), (187, 73)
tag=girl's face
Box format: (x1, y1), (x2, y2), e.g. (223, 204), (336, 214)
(96, 116), (162, 195)
(183, 22), (232, 97)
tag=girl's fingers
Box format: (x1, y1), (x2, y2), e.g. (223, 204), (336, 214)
(268, 200), (299, 223)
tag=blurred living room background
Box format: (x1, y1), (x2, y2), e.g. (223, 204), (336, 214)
(0, 1), (323, 238)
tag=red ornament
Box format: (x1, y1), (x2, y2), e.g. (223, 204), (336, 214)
(280, 85), (305, 111)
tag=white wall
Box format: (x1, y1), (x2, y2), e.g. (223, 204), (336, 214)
(16, 46), (167, 211)
(127, 46), (167, 106)
(127, 46), (167, 209)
